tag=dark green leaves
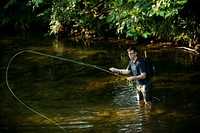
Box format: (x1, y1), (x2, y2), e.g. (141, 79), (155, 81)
(107, 0), (187, 40)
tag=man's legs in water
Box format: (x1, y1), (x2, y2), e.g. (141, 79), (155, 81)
(136, 83), (152, 109)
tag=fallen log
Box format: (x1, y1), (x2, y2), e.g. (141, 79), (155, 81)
(175, 47), (199, 54)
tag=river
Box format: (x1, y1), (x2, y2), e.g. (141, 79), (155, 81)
(0, 35), (200, 133)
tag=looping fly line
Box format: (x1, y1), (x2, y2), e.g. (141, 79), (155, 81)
(5, 49), (123, 132)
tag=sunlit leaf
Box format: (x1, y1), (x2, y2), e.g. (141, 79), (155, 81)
(141, 31), (151, 38)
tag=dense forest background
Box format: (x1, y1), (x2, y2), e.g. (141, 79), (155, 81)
(0, 0), (200, 47)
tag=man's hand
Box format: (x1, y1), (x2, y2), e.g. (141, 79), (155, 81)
(109, 67), (117, 72)
(127, 76), (135, 81)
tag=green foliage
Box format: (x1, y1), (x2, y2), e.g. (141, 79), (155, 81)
(148, 0), (200, 46)
(46, 0), (109, 37)
(107, 0), (187, 40)
(3, 0), (17, 9)
(1, 0), (200, 46)
(27, 0), (44, 9)
(1, 0), (32, 31)
(0, 0), (49, 32)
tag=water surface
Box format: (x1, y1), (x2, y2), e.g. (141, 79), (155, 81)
(0, 35), (200, 133)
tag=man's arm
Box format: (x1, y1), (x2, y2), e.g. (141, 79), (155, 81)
(127, 72), (146, 81)
(109, 67), (131, 75)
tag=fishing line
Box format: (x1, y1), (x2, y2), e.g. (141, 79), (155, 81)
(26, 50), (116, 75)
(6, 50), (67, 133)
(5, 49), (122, 132)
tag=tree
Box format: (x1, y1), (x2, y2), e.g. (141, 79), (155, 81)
(28, 0), (110, 37)
(107, 0), (187, 40)
(0, 0), (49, 33)
(2, 0), (200, 47)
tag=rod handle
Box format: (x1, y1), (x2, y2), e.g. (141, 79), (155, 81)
(144, 50), (147, 58)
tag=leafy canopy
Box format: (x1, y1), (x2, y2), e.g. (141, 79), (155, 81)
(107, 0), (187, 40)
(3, 0), (200, 47)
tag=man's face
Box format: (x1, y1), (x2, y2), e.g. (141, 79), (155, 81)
(128, 50), (137, 60)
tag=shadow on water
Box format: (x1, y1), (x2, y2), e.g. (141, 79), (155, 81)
(1, 36), (200, 133)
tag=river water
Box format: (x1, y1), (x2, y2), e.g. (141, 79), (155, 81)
(0, 35), (200, 133)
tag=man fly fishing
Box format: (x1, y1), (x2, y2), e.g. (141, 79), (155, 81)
(109, 46), (153, 109)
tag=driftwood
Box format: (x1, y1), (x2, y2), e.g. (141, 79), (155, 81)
(176, 47), (199, 54)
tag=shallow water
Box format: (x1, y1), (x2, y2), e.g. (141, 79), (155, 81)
(0, 35), (200, 133)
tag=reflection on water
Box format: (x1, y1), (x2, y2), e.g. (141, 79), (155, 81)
(1, 37), (200, 133)
(113, 85), (137, 106)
